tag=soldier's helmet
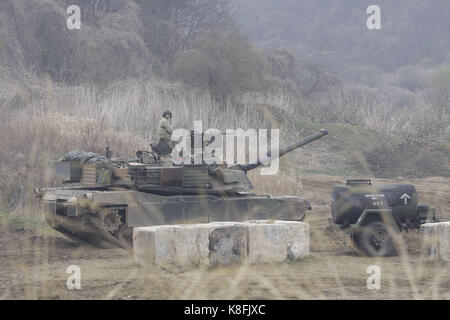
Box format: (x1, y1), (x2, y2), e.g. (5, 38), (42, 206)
(162, 110), (172, 118)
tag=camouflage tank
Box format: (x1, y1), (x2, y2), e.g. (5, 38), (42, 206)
(36, 129), (328, 248)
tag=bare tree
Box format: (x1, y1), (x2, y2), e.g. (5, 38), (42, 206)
(137, 0), (237, 60)
(428, 67), (450, 138)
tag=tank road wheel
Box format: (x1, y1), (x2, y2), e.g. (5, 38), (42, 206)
(353, 221), (397, 257)
(54, 226), (115, 248)
(84, 207), (132, 249)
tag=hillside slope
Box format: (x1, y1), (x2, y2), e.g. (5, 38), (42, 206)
(275, 113), (450, 178)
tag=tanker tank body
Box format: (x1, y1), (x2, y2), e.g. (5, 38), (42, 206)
(331, 179), (437, 256)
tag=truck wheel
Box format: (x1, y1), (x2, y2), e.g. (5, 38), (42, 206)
(349, 230), (364, 254)
(354, 221), (397, 257)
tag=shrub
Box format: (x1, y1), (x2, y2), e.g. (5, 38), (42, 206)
(171, 29), (266, 108)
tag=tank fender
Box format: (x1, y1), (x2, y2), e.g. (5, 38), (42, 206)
(355, 209), (403, 231)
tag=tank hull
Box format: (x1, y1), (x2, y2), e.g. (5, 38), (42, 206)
(40, 187), (311, 248)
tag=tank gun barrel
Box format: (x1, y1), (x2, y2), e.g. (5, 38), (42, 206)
(241, 128), (328, 172)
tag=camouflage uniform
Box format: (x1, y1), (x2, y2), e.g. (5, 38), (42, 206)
(157, 117), (174, 149)
(157, 117), (174, 167)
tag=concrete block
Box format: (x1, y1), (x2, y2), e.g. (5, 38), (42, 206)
(133, 220), (310, 269)
(276, 220), (310, 259)
(209, 225), (247, 266)
(134, 224), (209, 268)
(246, 221), (288, 263)
(133, 222), (245, 269)
(246, 220), (309, 263)
(422, 222), (450, 261)
(134, 225), (175, 268)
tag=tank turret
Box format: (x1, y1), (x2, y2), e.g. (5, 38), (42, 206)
(129, 129), (328, 195)
(52, 129), (329, 195)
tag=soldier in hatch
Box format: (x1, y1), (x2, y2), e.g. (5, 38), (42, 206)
(156, 110), (175, 166)
(157, 110), (174, 152)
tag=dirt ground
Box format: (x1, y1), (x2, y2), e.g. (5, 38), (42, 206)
(1, 175), (449, 300)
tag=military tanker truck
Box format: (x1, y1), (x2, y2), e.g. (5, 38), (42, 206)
(37, 129), (328, 248)
(331, 179), (437, 256)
